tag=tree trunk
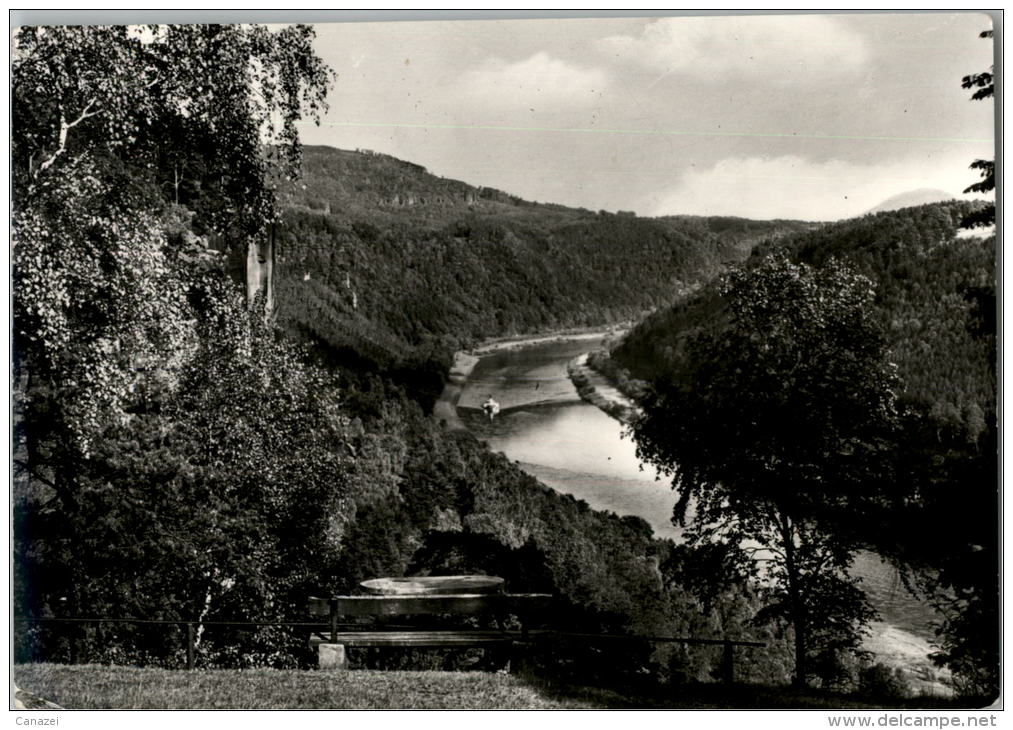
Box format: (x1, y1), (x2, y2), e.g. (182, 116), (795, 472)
(780, 511), (808, 688)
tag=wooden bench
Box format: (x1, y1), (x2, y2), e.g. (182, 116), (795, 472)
(308, 577), (552, 671)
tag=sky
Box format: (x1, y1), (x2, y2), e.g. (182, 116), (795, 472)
(295, 12), (996, 221)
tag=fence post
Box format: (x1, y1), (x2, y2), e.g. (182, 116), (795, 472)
(721, 641), (734, 684)
(329, 599), (338, 643)
(186, 623), (195, 670)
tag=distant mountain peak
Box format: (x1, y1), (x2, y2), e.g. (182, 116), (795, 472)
(867, 189), (956, 214)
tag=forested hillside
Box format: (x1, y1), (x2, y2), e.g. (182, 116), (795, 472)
(315, 377), (790, 682)
(272, 146), (812, 406)
(614, 201), (995, 443)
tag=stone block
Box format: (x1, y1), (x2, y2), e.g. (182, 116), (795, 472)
(318, 642), (348, 670)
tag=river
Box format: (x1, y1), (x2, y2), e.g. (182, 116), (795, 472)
(452, 333), (951, 693)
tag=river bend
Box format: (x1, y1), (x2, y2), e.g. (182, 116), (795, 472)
(447, 333), (950, 694)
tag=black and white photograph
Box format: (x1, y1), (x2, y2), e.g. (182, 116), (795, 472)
(10, 10), (999, 716)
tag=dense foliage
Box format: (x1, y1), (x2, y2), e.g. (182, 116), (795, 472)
(629, 255), (898, 688)
(611, 202), (997, 699)
(15, 289), (357, 668)
(960, 29), (995, 230)
(13, 23), (348, 667)
(13, 24), (330, 240)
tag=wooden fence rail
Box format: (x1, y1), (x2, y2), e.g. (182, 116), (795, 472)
(14, 615), (765, 681)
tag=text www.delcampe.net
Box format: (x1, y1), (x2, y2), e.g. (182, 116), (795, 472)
(828, 715), (998, 728)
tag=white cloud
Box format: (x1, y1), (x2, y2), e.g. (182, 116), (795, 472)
(652, 155), (983, 221)
(599, 15), (869, 80)
(457, 52), (608, 111)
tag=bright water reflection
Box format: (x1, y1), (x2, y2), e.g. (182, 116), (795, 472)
(462, 337), (680, 540)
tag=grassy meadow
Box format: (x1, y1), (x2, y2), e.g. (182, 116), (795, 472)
(14, 664), (977, 710)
